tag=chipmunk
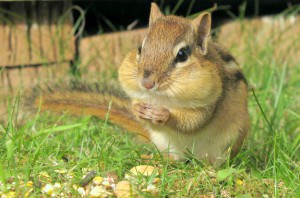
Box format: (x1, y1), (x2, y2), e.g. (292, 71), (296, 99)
(119, 3), (250, 165)
(29, 3), (249, 166)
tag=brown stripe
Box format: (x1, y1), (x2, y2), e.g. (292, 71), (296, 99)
(234, 71), (247, 84)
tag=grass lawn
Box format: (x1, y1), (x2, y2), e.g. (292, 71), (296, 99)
(1, 8), (300, 198)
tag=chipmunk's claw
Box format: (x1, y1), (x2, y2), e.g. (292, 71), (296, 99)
(151, 107), (170, 124)
(133, 103), (152, 120)
(133, 103), (170, 124)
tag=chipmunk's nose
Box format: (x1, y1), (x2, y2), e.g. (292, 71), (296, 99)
(142, 70), (155, 89)
(142, 78), (155, 90)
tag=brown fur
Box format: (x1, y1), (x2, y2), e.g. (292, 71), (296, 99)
(119, 3), (250, 165)
(26, 81), (150, 142)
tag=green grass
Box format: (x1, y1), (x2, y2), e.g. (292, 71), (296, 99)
(1, 8), (300, 198)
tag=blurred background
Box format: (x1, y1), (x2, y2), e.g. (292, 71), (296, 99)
(74, 0), (300, 35)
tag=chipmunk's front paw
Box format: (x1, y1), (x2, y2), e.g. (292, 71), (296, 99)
(151, 106), (170, 124)
(133, 103), (170, 124)
(133, 103), (153, 120)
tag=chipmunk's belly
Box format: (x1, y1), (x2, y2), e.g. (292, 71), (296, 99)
(148, 126), (231, 164)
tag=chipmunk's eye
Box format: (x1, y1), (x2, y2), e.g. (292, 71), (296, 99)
(138, 46), (142, 54)
(175, 47), (189, 62)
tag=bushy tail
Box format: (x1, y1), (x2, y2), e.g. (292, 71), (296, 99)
(26, 80), (149, 141)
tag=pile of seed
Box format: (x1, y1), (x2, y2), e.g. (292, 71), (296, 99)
(0, 165), (161, 197)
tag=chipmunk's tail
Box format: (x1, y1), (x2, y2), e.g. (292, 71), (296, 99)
(26, 80), (149, 141)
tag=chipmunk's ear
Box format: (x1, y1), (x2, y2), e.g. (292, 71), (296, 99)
(192, 12), (211, 55)
(149, 3), (164, 26)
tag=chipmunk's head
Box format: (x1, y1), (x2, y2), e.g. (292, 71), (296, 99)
(119, 3), (223, 108)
